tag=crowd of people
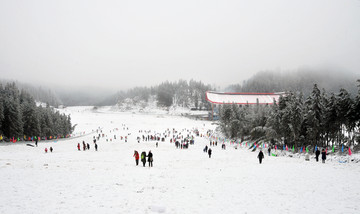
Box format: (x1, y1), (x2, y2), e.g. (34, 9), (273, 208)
(39, 123), (335, 166)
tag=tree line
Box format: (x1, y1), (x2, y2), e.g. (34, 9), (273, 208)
(116, 79), (214, 110)
(0, 82), (73, 141)
(219, 80), (360, 149)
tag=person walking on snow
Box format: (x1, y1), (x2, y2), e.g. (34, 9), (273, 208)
(208, 148), (212, 158)
(141, 151), (147, 167)
(321, 148), (327, 163)
(258, 149), (264, 164)
(315, 149), (320, 162)
(133, 150), (139, 166)
(148, 151), (153, 167)
(77, 143), (80, 151)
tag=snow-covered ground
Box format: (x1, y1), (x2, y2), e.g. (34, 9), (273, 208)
(1, 106), (360, 214)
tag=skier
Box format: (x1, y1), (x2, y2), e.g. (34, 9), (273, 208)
(50, 147), (53, 153)
(77, 143), (80, 151)
(258, 149), (264, 164)
(321, 148), (327, 163)
(208, 148), (212, 158)
(141, 151), (147, 167)
(148, 150), (153, 167)
(133, 150), (139, 166)
(94, 143), (98, 151)
(315, 149), (320, 162)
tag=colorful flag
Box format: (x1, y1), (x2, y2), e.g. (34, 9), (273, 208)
(332, 145), (335, 153)
(275, 145), (277, 150)
(315, 145), (317, 152)
(286, 145), (288, 151)
(349, 147), (352, 156)
(292, 145), (294, 152)
(300, 147), (303, 153)
(306, 147), (309, 153)
(342, 145), (344, 153)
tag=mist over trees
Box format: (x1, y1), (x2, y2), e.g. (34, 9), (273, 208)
(226, 69), (357, 96)
(0, 82), (73, 141)
(0, 79), (61, 107)
(218, 80), (360, 149)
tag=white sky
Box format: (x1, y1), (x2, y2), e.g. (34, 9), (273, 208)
(1, 0), (359, 91)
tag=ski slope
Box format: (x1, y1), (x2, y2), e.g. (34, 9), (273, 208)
(0, 106), (359, 214)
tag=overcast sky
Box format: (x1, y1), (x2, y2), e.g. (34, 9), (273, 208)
(1, 0), (359, 91)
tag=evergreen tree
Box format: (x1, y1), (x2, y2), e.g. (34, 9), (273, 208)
(0, 84), (4, 136)
(337, 88), (355, 145)
(2, 83), (23, 139)
(304, 84), (324, 146)
(20, 89), (41, 137)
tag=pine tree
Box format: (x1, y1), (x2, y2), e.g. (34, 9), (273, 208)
(3, 83), (23, 139)
(0, 84), (4, 135)
(304, 84), (324, 146)
(20, 89), (41, 137)
(337, 88), (355, 146)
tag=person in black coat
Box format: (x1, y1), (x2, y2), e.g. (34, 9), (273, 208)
(315, 149), (320, 162)
(258, 149), (264, 164)
(208, 148), (212, 158)
(321, 149), (327, 163)
(147, 151), (153, 167)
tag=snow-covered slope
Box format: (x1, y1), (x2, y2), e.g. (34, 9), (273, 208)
(0, 106), (359, 214)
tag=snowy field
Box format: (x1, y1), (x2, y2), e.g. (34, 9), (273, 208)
(1, 106), (360, 214)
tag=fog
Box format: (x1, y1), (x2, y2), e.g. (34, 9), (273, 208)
(1, 0), (360, 92)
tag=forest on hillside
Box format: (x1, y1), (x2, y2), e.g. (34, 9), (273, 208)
(218, 80), (360, 150)
(0, 82), (73, 141)
(115, 79), (214, 110)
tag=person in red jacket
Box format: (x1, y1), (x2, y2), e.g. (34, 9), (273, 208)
(133, 150), (139, 166)
(77, 143), (80, 151)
